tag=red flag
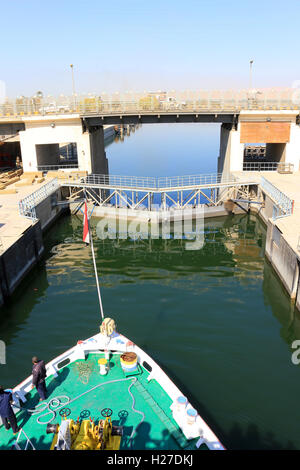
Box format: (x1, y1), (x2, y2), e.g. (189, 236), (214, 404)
(83, 201), (90, 245)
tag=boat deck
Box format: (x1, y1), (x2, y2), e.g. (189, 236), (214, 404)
(0, 352), (204, 450)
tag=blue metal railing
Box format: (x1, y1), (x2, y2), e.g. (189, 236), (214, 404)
(260, 176), (294, 219)
(157, 173), (235, 188)
(18, 178), (59, 220)
(67, 173), (241, 191)
(85, 174), (157, 189)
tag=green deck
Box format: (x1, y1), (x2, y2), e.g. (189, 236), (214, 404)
(0, 353), (205, 450)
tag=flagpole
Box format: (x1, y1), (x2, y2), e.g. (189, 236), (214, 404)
(84, 195), (104, 320)
(89, 220), (105, 321)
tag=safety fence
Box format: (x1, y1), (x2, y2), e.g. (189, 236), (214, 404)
(18, 178), (59, 220)
(69, 173), (240, 191)
(17, 173), (294, 222)
(260, 176), (294, 219)
(243, 162), (294, 172)
(37, 163), (79, 171)
(1, 89), (299, 118)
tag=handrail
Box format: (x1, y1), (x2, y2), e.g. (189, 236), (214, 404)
(37, 163), (79, 171)
(260, 176), (294, 219)
(157, 173), (235, 188)
(243, 162), (294, 172)
(0, 89), (299, 118)
(62, 172), (244, 191)
(18, 178), (59, 220)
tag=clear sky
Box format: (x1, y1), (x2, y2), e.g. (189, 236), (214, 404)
(1, 0), (300, 97)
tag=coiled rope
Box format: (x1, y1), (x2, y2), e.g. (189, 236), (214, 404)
(26, 377), (145, 442)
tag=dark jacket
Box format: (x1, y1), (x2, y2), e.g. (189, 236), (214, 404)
(0, 390), (14, 418)
(32, 360), (47, 387)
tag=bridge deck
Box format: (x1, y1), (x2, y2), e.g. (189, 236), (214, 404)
(62, 180), (259, 193)
(61, 174), (259, 193)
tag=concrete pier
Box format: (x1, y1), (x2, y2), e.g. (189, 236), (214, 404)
(0, 179), (67, 306)
(233, 170), (300, 310)
(218, 111), (300, 176)
(18, 117), (110, 174)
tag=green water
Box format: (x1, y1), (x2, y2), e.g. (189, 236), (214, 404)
(1, 211), (300, 450)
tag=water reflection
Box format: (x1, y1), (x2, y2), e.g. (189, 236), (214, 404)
(1, 212), (300, 449)
(263, 257), (300, 346)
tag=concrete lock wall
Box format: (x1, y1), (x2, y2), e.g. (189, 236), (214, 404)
(265, 221), (299, 299)
(263, 194), (275, 221)
(0, 188), (69, 306)
(0, 221), (44, 300)
(35, 188), (66, 231)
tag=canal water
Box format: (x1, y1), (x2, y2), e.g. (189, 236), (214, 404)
(1, 124), (300, 450)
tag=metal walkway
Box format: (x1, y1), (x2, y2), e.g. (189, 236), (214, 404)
(62, 173), (258, 192)
(16, 172), (294, 222)
(61, 173), (259, 211)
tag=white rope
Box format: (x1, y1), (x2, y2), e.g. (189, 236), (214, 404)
(26, 377), (145, 440)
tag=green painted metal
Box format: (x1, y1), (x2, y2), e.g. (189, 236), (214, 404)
(0, 353), (202, 451)
(133, 379), (188, 448)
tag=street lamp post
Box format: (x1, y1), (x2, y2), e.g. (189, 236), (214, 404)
(70, 64), (76, 110)
(249, 60), (254, 90)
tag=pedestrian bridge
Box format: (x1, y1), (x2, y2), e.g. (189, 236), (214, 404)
(61, 172), (258, 193)
(18, 172), (293, 223)
(60, 172), (259, 214)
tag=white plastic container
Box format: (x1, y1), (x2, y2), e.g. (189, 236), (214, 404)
(98, 358), (108, 375)
(186, 407), (198, 424)
(176, 396), (188, 412)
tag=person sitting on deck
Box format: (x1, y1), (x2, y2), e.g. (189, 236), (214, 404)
(31, 356), (47, 402)
(0, 385), (19, 434)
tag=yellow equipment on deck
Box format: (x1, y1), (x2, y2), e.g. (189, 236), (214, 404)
(50, 417), (122, 451)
